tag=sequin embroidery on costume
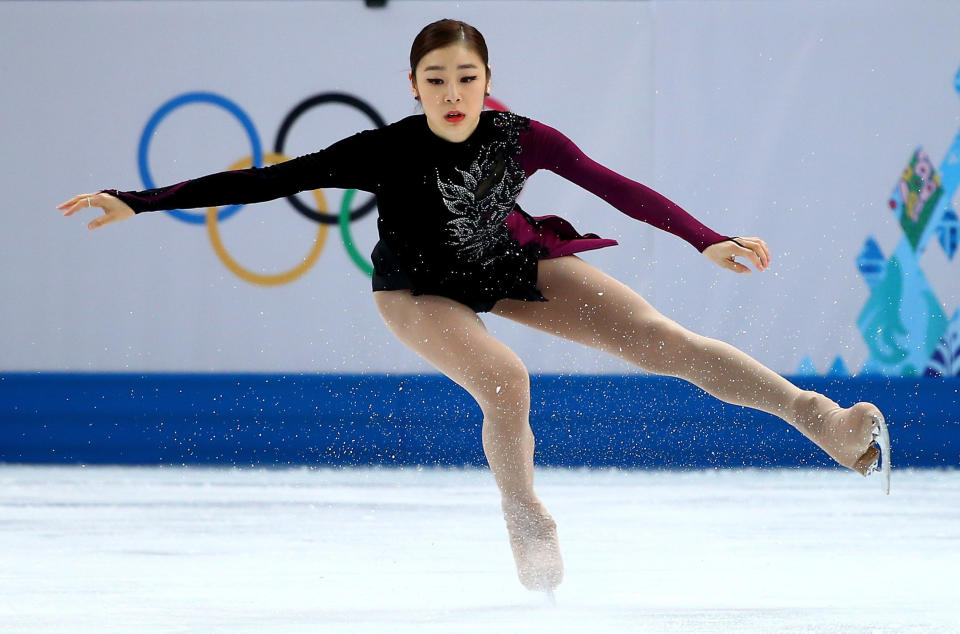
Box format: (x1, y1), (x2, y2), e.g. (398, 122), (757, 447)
(435, 112), (531, 265)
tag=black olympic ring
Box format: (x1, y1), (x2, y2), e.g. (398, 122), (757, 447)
(274, 92), (387, 225)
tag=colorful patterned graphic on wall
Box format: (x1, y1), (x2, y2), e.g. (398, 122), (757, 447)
(799, 64), (960, 377)
(855, 64), (960, 377)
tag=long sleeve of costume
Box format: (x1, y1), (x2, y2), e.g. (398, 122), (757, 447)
(517, 120), (728, 252)
(102, 128), (384, 213)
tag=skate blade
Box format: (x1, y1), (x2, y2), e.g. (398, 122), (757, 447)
(866, 414), (891, 495)
(544, 589), (557, 606)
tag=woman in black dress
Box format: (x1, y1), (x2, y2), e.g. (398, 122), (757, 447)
(59, 19), (890, 594)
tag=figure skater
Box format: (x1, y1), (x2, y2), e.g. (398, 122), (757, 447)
(59, 18), (890, 594)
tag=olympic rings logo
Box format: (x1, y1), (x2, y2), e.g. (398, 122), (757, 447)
(138, 91), (386, 286)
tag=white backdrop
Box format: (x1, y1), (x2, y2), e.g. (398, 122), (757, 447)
(1, 0), (957, 374)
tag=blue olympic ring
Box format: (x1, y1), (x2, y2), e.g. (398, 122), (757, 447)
(138, 92), (262, 224)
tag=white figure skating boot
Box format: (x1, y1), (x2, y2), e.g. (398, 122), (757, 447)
(793, 390), (891, 494)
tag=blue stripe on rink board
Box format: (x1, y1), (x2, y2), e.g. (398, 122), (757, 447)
(0, 374), (957, 468)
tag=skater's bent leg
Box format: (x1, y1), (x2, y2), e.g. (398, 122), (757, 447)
(374, 289), (563, 589)
(490, 256), (881, 472)
(373, 290), (537, 504)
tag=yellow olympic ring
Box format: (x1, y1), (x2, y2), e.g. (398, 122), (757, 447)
(206, 153), (329, 286)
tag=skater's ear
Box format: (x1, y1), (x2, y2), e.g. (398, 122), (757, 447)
(409, 70), (420, 101)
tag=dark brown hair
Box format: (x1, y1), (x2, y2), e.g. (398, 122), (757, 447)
(409, 19), (490, 81)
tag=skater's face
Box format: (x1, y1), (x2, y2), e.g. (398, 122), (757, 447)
(410, 44), (491, 143)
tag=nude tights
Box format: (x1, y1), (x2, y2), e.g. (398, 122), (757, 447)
(373, 255), (817, 506)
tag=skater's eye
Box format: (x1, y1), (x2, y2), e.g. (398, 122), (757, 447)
(460, 76), (478, 83)
(427, 78), (444, 85)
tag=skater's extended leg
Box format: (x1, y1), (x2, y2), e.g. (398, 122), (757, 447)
(490, 256), (882, 474)
(374, 289), (563, 589)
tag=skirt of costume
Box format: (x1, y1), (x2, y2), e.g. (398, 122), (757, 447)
(371, 207), (619, 313)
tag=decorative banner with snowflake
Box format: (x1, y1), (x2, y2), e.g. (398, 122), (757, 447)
(851, 65), (960, 377)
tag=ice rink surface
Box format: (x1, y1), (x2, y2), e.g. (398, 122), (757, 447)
(1, 465), (957, 634)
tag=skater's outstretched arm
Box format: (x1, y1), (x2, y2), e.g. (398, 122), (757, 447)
(58, 127), (386, 230)
(518, 120), (771, 273)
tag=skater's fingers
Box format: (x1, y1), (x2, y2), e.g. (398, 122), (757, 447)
(732, 244), (763, 271)
(723, 257), (751, 274)
(740, 237), (771, 268)
(87, 212), (123, 231)
(728, 237), (771, 271)
(756, 239), (771, 265)
(56, 195), (80, 210)
(59, 192), (99, 216)
(58, 195), (84, 216)
(62, 199), (90, 217)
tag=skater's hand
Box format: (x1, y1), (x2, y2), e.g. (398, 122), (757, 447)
(703, 236), (770, 273)
(58, 192), (134, 231)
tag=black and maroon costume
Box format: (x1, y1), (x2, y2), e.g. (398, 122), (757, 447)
(104, 110), (728, 312)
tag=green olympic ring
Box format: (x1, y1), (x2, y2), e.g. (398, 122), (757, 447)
(339, 188), (374, 277)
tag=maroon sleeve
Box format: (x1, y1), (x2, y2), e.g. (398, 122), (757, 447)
(101, 128), (384, 213)
(517, 119), (728, 252)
